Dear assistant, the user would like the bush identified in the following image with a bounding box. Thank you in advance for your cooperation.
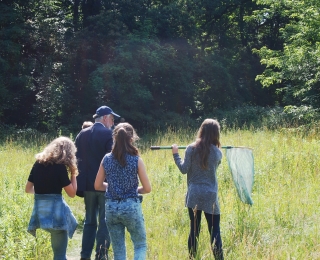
[203,105,320,130]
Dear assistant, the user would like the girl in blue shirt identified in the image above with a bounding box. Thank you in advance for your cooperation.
[95,123,151,260]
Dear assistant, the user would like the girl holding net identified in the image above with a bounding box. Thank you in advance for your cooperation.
[172,118,224,260]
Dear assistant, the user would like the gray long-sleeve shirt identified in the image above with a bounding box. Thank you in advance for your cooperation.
[173,143,222,214]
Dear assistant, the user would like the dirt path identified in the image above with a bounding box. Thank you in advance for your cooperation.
[66,198,96,259]
[67,228,108,259]
[67,228,83,259]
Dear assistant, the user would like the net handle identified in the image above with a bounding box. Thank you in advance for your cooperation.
[150,146,253,150]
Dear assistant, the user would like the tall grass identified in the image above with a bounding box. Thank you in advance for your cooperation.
[0,138,52,259]
[0,126,319,259]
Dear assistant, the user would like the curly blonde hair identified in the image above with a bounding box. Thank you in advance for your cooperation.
[35,136,79,176]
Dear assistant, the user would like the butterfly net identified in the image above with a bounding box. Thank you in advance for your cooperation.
[225,148,254,205]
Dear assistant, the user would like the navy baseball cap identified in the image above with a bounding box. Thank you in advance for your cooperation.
[93,106,120,119]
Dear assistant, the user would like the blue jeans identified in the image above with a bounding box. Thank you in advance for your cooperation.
[81,191,110,259]
[105,198,147,260]
[48,229,68,260]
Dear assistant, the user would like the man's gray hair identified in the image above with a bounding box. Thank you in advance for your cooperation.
[95,116,103,122]
[95,114,112,122]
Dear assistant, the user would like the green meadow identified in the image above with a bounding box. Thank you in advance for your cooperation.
[0,127,320,259]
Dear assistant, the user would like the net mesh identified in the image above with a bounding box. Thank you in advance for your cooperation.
[226,148,254,205]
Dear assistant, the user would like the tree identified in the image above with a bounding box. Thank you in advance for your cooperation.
[0,0,76,130]
[0,0,295,131]
[88,33,196,128]
[255,0,320,108]
[0,1,36,124]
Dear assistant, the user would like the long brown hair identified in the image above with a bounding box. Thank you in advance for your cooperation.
[112,123,139,167]
[194,119,221,169]
[35,136,79,176]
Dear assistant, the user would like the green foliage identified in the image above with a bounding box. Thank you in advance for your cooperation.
[255,0,320,107]
[203,105,320,130]
[194,54,237,112]
[283,105,320,124]
[0,1,35,124]
[3,105,320,140]
[1,0,320,132]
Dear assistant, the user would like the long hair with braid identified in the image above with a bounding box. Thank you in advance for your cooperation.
[35,136,78,176]
[194,119,221,170]
[112,123,139,167]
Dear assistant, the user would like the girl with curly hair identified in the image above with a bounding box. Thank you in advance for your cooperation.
[25,136,78,260]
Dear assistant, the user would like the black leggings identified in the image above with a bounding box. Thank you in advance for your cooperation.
[187,208,223,259]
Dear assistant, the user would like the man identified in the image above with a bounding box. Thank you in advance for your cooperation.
[75,106,120,260]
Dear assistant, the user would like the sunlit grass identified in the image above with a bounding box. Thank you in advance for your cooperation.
[0,127,320,259]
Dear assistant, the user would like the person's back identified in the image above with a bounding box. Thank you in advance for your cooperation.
[104,153,139,199]
[29,162,70,194]
[172,119,224,260]
[25,137,78,260]
[76,123,113,193]
[179,143,222,215]
[89,124,113,171]
[94,123,151,260]
[185,143,222,186]
[75,126,91,193]
[75,105,120,260]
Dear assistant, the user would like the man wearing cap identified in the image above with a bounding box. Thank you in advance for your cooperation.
[75,106,120,260]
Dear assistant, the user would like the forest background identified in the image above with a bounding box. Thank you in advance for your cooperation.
[1,0,320,134]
